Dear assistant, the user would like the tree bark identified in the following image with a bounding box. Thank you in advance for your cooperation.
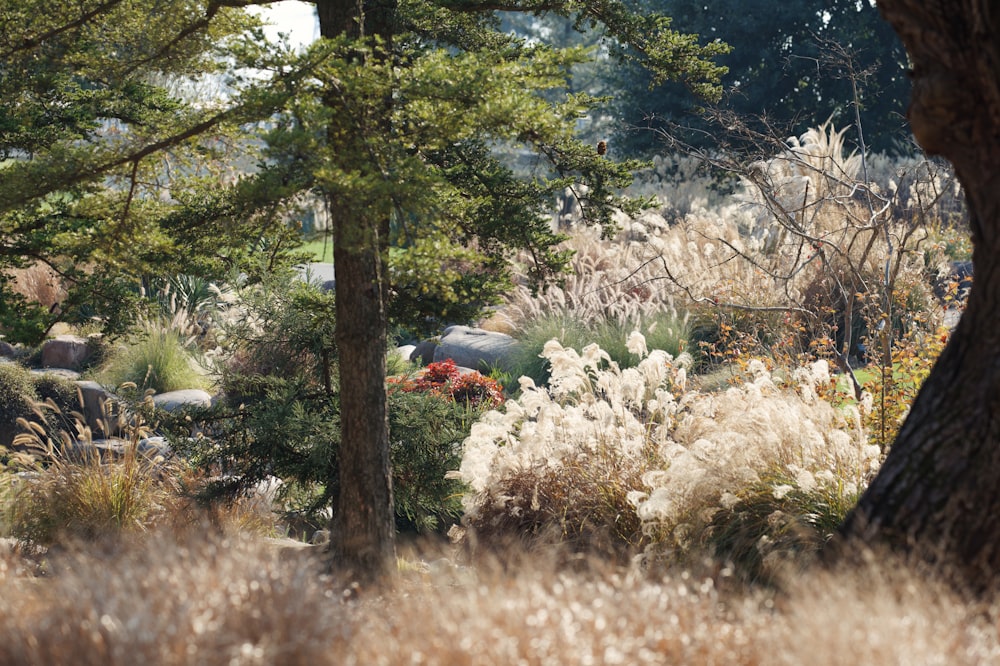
[316,0,397,582]
[840,0,1000,589]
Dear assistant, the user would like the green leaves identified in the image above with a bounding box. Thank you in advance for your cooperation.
[0,0,732,342]
[0,1,303,341]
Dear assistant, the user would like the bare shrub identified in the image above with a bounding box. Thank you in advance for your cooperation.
[609,123,958,381]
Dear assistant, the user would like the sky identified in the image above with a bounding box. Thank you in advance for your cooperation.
[250,1,320,50]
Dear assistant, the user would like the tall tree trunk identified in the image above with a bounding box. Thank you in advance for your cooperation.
[316,0,398,582]
[329,202,395,581]
[840,0,1000,588]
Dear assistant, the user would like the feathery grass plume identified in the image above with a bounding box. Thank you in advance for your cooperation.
[626,152,733,218]
[502,230,695,332]
[2,395,187,549]
[456,334,870,573]
[631,359,874,573]
[455,336,686,558]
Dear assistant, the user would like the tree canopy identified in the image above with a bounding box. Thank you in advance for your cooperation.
[608,0,911,156]
[0,0,316,343]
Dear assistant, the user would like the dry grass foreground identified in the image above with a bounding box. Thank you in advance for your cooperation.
[0,531,997,665]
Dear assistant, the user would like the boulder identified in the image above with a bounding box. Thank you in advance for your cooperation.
[74,380,116,438]
[58,437,173,464]
[0,341,16,358]
[433,325,518,373]
[410,337,439,365]
[151,389,213,413]
[58,438,127,463]
[41,335,94,370]
[394,344,417,363]
[296,262,335,291]
[31,367,81,382]
[138,436,172,459]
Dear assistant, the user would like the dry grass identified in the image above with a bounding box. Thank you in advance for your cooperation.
[0,530,344,666]
[6,263,67,310]
[0,132,978,663]
[503,125,951,368]
[0,533,995,665]
[501,230,690,332]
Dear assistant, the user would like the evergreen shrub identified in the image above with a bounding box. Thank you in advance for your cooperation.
[172,277,480,535]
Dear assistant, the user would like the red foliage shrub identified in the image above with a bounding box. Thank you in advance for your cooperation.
[389,358,504,410]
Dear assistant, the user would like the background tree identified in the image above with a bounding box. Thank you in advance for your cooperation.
[838,0,1000,592]
[0,0,309,344]
[609,0,911,157]
[288,0,727,580]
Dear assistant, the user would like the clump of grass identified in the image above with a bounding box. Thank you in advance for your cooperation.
[456,336,689,561]
[2,394,287,549]
[2,399,186,549]
[701,468,861,585]
[508,310,693,387]
[96,327,207,394]
[4,445,172,548]
[503,230,690,333]
[456,335,874,577]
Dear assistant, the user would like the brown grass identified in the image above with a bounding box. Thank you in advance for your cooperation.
[6,263,67,310]
[0,533,996,665]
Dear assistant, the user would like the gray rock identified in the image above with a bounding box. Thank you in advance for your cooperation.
[0,341,16,358]
[31,367,81,381]
[58,437,173,463]
[433,325,518,373]
[74,380,116,438]
[394,345,416,363]
[41,335,94,370]
[410,337,439,366]
[138,436,172,459]
[151,389,213,412]
[296,262,335,291]
[59,438,126,462]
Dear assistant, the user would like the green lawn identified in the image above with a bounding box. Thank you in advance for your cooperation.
[300,237,334,263]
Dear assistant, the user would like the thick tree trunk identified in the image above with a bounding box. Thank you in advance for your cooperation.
[329,206,395,581]
[840,1,1000,588]
[316,0,397,582]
